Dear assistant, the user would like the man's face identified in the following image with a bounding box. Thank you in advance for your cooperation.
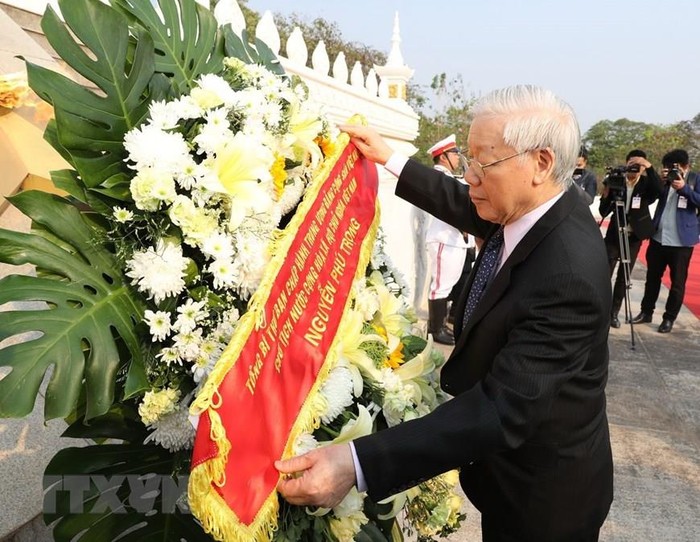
[465,116,538,225]
[576,156,587,169]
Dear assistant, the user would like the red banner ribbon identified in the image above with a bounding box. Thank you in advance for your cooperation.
[189,139,380,541]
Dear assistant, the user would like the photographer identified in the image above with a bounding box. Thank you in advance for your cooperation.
[573,145,598,204]
[599,150,662,328]
[632,149,700,333]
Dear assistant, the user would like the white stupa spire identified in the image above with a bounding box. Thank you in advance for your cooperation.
[374,12,413,101]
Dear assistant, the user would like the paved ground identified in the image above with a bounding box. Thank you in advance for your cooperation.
[1,199,698,540]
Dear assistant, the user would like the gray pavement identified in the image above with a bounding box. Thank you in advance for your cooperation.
[1,196,698,541]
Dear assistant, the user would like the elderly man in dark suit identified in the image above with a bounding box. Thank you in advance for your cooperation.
[276,85,613,542]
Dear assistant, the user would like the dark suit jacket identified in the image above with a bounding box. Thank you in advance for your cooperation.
[598,168,663,242]
[652,170,700,246]
[355,159,613,541]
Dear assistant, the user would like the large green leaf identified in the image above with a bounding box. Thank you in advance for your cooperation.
[44,444,209,542]
[0,191,147,421]
[27,0,154,192]
[112,0,225,94]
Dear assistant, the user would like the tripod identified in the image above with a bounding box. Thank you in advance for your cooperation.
[612,198,636,349]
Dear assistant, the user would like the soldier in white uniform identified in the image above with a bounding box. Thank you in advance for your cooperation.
[425,134,468,345]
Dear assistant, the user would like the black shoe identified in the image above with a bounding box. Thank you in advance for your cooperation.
[432,327,455,345]
[658,319,674,333]
[610,315,621,328]
[631,312,652,324]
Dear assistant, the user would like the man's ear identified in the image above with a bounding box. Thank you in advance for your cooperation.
[533,147,556,185]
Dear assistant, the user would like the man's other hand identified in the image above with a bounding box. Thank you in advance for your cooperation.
[275,443,356,508]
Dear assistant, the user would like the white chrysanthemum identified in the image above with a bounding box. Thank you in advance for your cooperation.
[213,307,240,341]
[169,94,203,120]
[191,73,238,109]
[138,388,179,425]
[330,488,369,542]
[208,257,237,290]
[168,195,219,246]
[147,99,181,130]
[379,368,416,427]
[157,346,182,366]
[113,207,133,223]
[230,231,270,294]
[130,167,177,211]
[124,124,191,174]
[175,159,205,191]
[333,487,366,518]
[173,328,203,362]
[173,298,207,333]
[319,365,355,424]
[276,177,305,216]
[143,309,172,342]
[353,280,380,322]
[293,433,319,456]
[144,405,195,452]
[126,239,188,304]
[200,231,235,261]
[193,121,235,156]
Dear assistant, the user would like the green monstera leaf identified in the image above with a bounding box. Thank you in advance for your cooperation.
[112,0,226,94]
[27,0,155,197]
[0,191,147,421]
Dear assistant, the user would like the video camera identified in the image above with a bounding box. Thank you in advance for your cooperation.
[664,163,682,184]
[603,164,640,196]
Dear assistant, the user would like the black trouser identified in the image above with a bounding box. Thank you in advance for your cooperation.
[605,234,642,316]
[481,515,599,542]
[640,239,694,321]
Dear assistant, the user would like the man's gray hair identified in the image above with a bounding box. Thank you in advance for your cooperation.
[471,85,580,188]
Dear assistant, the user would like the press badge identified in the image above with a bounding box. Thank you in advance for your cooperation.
[678,196,688,209]
[631,196,641,209]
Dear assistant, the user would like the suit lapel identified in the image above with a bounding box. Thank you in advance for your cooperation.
[451,187,579,356]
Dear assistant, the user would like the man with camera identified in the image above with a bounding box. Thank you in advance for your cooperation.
[599,150,662,328]
[573,146,598,205]
[632,149,700,333]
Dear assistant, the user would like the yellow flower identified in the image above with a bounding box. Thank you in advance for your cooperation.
[270,154,287,198]
[314,135,335,158]
[385,342,405,369]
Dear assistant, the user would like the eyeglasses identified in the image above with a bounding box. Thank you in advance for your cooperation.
[462,149,531,179]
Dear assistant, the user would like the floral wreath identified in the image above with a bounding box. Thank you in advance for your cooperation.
[0,1,464,540]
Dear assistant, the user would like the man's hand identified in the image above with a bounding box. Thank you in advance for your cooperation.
[339,124,394,165]
[275,444,356,508]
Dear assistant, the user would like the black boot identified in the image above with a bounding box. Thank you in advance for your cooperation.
[429,299,454,345]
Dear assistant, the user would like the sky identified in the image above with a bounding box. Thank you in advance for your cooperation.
[246,0,699,133]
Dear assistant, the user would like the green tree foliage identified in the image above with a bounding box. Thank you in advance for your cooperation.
[584,116,700,179]
[408,73,474,168]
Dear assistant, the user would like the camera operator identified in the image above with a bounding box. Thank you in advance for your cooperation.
[632,149,700,333]
[572,145,598,205]
[599,150,662,328]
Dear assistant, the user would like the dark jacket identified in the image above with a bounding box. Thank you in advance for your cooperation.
[598,168,663,242]
[355,160,613,541]
[573,168,598,204]
[652,170,700,246]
